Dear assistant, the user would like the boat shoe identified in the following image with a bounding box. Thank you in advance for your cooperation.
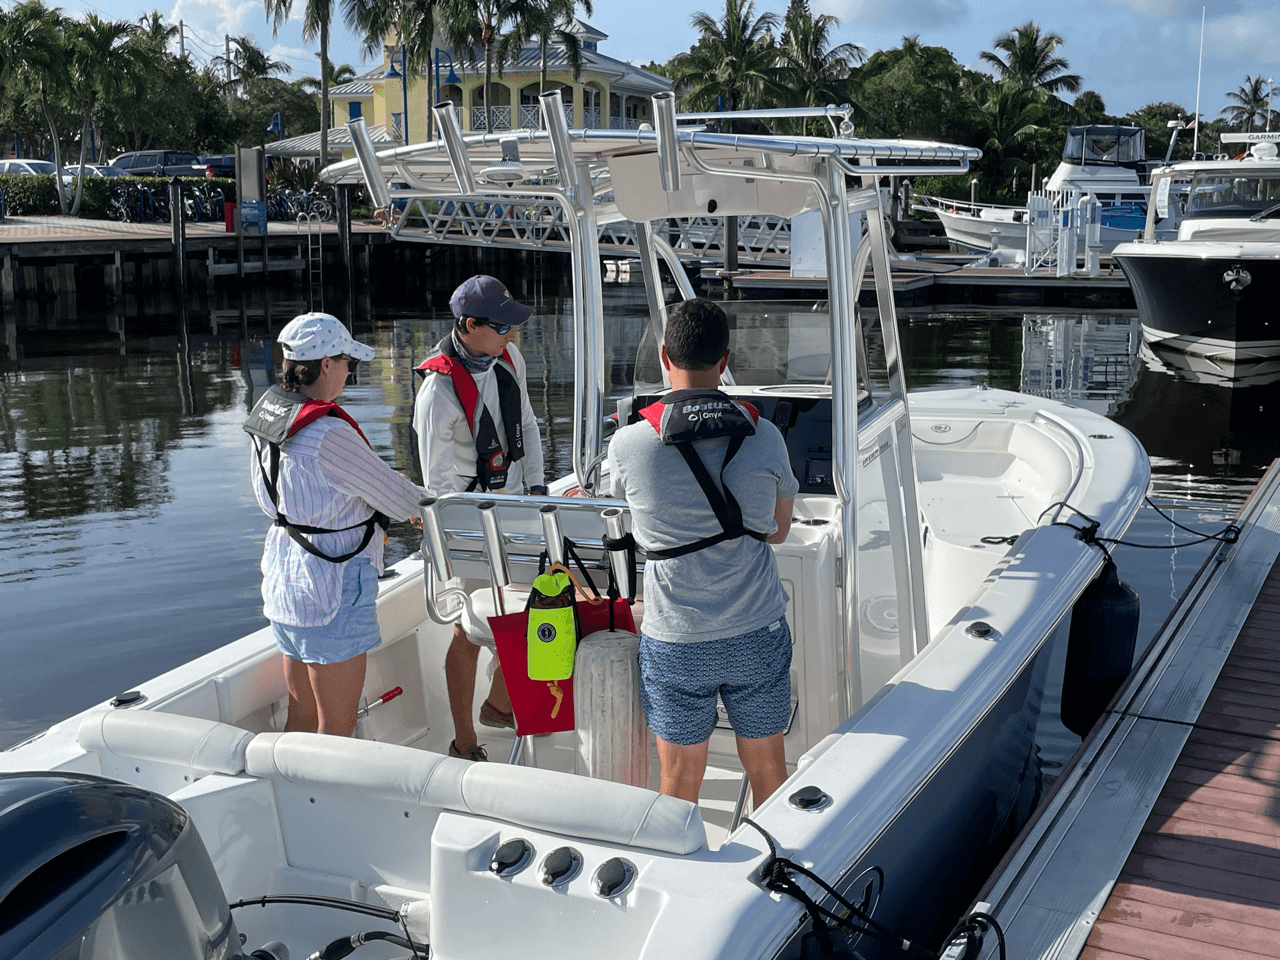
[448,740,488,761]
[479,700,516,729]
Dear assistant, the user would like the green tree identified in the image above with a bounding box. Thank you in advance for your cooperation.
[341,0,446,138]
[214,35,292,98]
[439,0,525,131]
[970,81,1046,201]
[775,0,864,134]
[850,37,981,143]
[10,2,73,213]
[1220,74,1273,131]
[66,14,142,214]
[979,21,1081,98]
[496,0,595,99]
[673,0,781,118]
[1071,90,1107,125]
[264,0,336,167]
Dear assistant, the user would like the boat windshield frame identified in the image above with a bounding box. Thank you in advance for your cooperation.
[1182,169,1280,220]
[1060,125,1146,170]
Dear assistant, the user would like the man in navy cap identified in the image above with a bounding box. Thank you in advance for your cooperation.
[414,276,546,760]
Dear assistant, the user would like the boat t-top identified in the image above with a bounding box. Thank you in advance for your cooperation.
[0,94,1149,960]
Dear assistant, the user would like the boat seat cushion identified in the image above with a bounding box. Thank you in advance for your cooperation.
[245,732,706,855]
[78,711,255,776]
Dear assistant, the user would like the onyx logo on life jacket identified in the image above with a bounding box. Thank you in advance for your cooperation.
[416,336,525,492]
[637,389,770,561]
[244,385,388,564]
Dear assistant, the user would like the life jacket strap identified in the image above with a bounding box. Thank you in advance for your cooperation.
[643,433,770,561]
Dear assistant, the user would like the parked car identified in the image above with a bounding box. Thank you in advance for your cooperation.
[200,155,236,178]
[111,150,210,178]
[0,159,58,176]
[60,163,129,184]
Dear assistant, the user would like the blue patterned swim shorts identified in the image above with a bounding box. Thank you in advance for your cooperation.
[271,560,382,665]
[638,619,793,745]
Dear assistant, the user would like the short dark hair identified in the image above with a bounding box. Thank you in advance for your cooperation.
[281,355,341,391]
[664,298,729,370]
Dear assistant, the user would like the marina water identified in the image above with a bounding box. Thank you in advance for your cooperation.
[0,280,1264,753]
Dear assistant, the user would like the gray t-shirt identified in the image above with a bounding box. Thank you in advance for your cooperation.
[608,407,800,643]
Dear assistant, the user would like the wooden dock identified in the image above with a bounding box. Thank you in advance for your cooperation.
[970,462,1280,960]
[707,259,1134,308]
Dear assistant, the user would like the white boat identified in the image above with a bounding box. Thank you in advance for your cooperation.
[1112,135,1280,361]
[916,125,1158,255]
[0,97,1150,960]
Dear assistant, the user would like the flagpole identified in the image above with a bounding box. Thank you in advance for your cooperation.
[1193,5,1205,156]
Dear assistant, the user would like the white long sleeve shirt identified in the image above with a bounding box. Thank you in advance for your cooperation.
[413,342,545,496]
[251,416,425,627]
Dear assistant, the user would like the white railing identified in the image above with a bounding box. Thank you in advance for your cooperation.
[390,197,791,265]
[471,106,512,131]
[515,103,574,129]
[609,116,642,130]
[584,109,600,129]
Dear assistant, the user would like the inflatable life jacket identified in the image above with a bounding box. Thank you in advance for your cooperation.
[638,389,770,560]
[244,384,389,564]
[416,337,524,492]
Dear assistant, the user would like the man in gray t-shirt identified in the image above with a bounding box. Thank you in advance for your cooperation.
[608,299,799,805]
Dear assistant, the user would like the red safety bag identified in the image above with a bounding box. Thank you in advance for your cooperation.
[489,548,636,736]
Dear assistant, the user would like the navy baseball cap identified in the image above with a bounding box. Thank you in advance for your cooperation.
[449,276,534,327]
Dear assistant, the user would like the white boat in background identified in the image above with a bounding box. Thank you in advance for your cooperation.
[916,125,1161,255]
[0,97,1150,960]
[1113,134,1280,361]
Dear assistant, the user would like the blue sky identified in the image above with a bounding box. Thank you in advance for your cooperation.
[55,0,1279,120]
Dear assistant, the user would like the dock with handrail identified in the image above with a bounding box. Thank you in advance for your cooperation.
[967,462,1280,960]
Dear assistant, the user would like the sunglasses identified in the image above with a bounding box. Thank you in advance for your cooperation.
[473,317,514,336]
[333,355,359,372]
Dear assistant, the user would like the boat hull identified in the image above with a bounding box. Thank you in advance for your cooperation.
[1114,245,1280,357]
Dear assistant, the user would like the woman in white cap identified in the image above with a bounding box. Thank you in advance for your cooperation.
[244,312,426,736]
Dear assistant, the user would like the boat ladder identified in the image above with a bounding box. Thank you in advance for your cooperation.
[303,213,324,310]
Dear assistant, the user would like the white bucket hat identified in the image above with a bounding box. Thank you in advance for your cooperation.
[277,312,376,362]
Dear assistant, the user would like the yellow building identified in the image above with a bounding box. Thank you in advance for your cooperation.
[329,19,672,144]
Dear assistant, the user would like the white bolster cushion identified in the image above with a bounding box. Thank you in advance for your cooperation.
[245,733,466,809]
[460,763,706,855]
[244,732,706,855]
[78,711,254,776]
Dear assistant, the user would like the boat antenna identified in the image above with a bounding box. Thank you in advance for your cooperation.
[1193,5,1205,156]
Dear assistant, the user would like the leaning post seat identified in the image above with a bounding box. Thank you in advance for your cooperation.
[422,493,650,787]
[244,732,706,855]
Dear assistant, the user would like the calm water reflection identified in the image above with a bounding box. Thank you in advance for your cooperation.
[1,293,1272,747]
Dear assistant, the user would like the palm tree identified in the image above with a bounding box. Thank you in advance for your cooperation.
[979,21,1080,98]
[495,0,594,102]
[972,81,1046,200]
[214,35,291,98]
[66,14,141,215]
[263,0,335,166]
[674,0,781,120]
[439,0,524,131]
[775,0,864,134]
[342,0,446,137]
[6,2,72,213]
[1220,75,1273,131]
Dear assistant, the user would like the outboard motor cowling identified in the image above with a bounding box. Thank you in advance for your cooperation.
[0,772,242,960]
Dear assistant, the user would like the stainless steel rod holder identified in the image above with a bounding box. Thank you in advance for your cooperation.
[419,497,452,582]
[539,504,565,567]
[540,90,581,200]
[433,102,477,194]
[346,117,391,207]
[478,501,510,614]
[601,507,632,601]
[652,92,681,193]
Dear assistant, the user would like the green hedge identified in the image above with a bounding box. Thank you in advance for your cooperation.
[0,173,236,219]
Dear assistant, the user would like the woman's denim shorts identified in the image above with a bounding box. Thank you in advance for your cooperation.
[271,560,382,665]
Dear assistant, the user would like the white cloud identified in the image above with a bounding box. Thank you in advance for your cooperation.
[1205,9,1280,64]
[168,0,259,43]
[818,0,969,29]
